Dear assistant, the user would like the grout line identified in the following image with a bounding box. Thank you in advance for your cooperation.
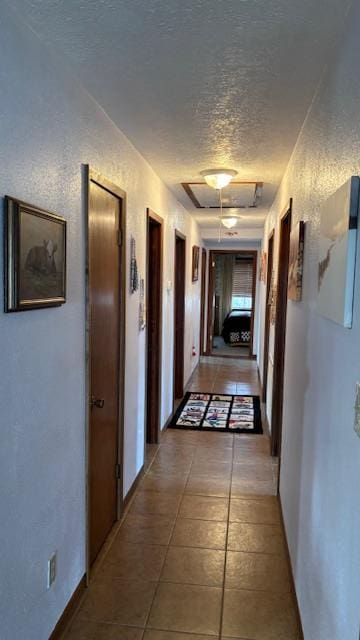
[218,428,235,639]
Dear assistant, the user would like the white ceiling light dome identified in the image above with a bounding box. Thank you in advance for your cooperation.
[221,215,240,229]
[200,168,238,190]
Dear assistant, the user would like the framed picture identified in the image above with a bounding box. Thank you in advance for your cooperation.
[259,251,267,282]
[5,196,66,312]
[317,176,359,328]
[288,221,305,301]
[192,245,200,282]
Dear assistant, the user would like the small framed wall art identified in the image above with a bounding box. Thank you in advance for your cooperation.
[4,196,66,312]
[192,245,200,282]
[288,221,305,301]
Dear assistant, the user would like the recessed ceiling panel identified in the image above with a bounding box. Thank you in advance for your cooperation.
[182,182,262,209]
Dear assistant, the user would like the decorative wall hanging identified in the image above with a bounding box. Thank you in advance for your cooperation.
[4,196,66,312]
[130,235,139,293]
[192,245,200,282]
[259,251,267,282]
[268,271,277,325]
[139,277,146,331]
[317,176,359,328]
[288,221,305,301]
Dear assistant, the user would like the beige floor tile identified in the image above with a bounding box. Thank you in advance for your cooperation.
[232,463,274,483]
[144,631,216,640]
[161,546,225,587]
[170,518,227,550]
[130,491,182,517]
[117,513,176,546]
[185,475,231,498]
[225,550,292,592]
[190,461,232,479]
[231,479,277,498]
[227,522,286,555]
[77,578,157,626]
[222,589,301,639]
[101,542,166,581]
[179,495,228,522]
[139,473,188,494]
[65,619,144,639]
[193,448,233,463]
[148,582,222,635]
[229,498,281,525]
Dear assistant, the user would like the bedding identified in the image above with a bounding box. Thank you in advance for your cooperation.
[221,309,251,345]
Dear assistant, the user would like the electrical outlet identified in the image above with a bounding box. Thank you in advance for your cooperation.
[47,552,57,589]
[354,383,360,438]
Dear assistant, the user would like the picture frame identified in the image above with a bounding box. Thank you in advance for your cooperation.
[4,196,66,312]
[192,245,200,282]
[288,221,305,301]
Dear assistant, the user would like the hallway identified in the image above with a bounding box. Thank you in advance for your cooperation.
[65,360,300,640]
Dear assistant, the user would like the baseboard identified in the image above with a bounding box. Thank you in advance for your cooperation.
[278,497,305,640]
[123,463,145,511]
[49,574,86,639]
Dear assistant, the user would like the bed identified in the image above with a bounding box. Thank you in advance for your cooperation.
[221,310,252,345]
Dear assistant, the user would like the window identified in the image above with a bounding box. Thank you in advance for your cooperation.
[232,258,253,309]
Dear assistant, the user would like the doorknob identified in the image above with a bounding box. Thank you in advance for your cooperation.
[91,396,105,409]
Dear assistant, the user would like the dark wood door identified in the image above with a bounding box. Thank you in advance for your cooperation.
[146,211,163,444]
[174,233,186,400]
[88,178,122,566]
[199,248,207,355]
[271,202,292,457]
[262,233,274,401]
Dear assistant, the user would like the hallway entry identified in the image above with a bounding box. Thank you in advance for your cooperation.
[174,231,186,400]
[207,250,257,358]
[86,168,126,568]
[146,209,163,444]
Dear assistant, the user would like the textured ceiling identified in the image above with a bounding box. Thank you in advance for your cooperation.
[9,0,350,227]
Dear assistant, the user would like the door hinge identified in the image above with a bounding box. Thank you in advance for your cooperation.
[115,463,122,480]
[117,229,123,246]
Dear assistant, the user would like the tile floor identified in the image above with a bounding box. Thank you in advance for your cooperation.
[64,358,302,640]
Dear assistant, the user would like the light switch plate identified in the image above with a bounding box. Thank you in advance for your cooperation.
[354,383,360,438]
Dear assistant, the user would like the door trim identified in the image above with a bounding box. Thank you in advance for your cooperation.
[271,199,292,461]
[145,208,163,445]
[83,165,126,579]
[262,230,275,402]
[173,230,186,404]
[199,248,207,356]
[206,249,258,357]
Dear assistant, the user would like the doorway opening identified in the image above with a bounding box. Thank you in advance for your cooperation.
[146,209,163,444]
[85,167,126,571]
[199,248,207,356]
[207,250,257,358]
[174,231,186,401]
[262,232,274,402]
[271,200,292,459]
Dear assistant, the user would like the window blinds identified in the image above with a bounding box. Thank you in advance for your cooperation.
[232,259,253,299]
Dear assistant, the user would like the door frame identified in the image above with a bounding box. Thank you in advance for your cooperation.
[83,165,126,578]
[206,249,258,357]
[173,230,186,403]
[145,208,163,445]
[262,230,275,402]
[199,248,207,355]
[271,199,292,459]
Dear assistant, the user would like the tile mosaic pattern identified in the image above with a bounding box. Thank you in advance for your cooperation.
[171,392,262,434]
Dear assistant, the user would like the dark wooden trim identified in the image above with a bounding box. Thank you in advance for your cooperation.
[181,181,264,209]
[173,230,186,402]
[199,248,207,355]
[145,208,163,445]
[206,249,258,357]
[83,165,126,576]
[278,497,305,640]
[271,200,292,460]
[49,575,86,639]
[123,464,145,511]
[262,230,275,402]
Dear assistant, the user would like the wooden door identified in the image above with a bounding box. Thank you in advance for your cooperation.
[146,210,163,444]
[199,248,207,355]
[87,171,125,567]
[271,201,292,457]
[262,233,274,401]
[174,232,186,400]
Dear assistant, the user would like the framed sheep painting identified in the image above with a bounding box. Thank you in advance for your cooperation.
[4,196,66,311]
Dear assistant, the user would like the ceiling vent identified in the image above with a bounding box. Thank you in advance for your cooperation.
[182,181,263,209]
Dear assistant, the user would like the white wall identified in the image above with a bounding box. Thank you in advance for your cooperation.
[258,3,360,638]
[0,5,201,639]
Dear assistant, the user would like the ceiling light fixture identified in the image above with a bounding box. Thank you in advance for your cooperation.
[221,216,239,229]
[200,168,238,190]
